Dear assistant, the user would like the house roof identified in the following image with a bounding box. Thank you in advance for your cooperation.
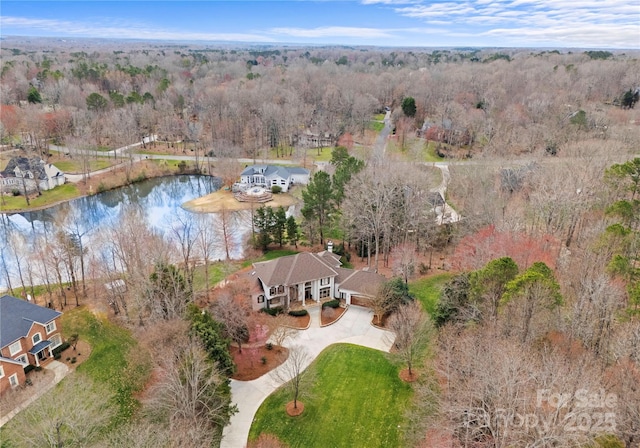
[253,252,340,287]
[0,295,61,349]
[0,356,25,366]
[2,157,48,180]
[29,340,53,354]
[337,269,385,297]
[241,165,309,180]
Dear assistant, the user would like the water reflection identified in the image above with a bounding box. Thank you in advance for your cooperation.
[0,175,249,291]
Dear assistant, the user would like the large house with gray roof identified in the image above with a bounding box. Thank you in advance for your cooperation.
[239,165,309,193]
[0,295,63,393]
[249,245,385,310]
[0,157,65,195]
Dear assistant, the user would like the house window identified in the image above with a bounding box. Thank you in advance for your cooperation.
[32,333,42,345]
[281,180,286,185]
[8,340,22,356]
[49,334,62,349]
[0,365,4,378]
[45,321,56,334]
[319,288,331,298]
[269,287,276,295]
[320,277,330,286]
[277,285,285,294]
[16,355,28,365]
[257,295,265,304]
[9,374,19,388]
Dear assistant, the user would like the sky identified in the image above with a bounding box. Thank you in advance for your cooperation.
[1,1,639,49]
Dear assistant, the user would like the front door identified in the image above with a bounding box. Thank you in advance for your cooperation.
[305,282,312,300]
[37,350,46,362]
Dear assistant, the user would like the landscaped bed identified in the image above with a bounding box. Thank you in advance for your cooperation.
[320,305,345,326]
[249,343,412,448]
[231,345,289,381]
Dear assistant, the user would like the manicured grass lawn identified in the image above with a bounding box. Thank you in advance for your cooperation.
[53,158,113,173]
[1,183,79,211]
[373,113,385,121]
[193,260,242,291]
[422,141,446,163]
[409,273,453,317]
[249,344,413,448]
[60,307,151,424]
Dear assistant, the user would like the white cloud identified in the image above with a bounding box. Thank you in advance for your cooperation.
[0,16,275,42]
[392,0,640,47]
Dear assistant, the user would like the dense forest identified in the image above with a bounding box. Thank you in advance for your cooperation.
[1,39,640,447]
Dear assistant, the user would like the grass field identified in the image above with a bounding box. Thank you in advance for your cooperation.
[1,183,80,212]
[249,344,412,448]
[409,273,453,317]
[60,307,151,425]
[241,249,299,268]
[52,159,113,173]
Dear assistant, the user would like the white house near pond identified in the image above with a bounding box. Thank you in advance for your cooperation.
[249,245,385,311]
[239,165,309,192]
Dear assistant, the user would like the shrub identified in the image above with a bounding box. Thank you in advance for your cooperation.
[66,357,71,361]
[177,160,187,173]
[132,172,148,183]
[96,182,107,193]
[322,299,340,309]
[271,185,282,194]
[260,306,284,316]
[12,189,20,196]
[261,356,267,365]
[266,342,273,351]
[23,364,36,374]
[25,378,33,386]
[54,353,62,360]
[52,341,70,356]
[288,309,308,317]
[35,366,42,372]
[71,357,77,364]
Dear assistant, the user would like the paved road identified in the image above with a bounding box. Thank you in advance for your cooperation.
[220,305,395,448]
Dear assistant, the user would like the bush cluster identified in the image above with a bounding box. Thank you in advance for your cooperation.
[322,299,340,309]
[288,309,308,317]
[260,306,284,316]
[52,341,70,356]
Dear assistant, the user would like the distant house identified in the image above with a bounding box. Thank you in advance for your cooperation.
[249,244,385,310]
[239,165,309,192]
[0,295,63,394]
[0,157,65,194]
[295,129,334,148]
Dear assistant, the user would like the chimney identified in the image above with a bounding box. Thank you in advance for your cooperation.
[327,240,333,253]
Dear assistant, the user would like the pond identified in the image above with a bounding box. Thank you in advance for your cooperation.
[0,175,250,291]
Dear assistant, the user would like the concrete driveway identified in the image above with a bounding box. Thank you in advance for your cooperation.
[220,305,395,448]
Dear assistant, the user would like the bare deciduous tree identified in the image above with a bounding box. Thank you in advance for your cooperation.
[271,345,312,410]
[387,301,432,377]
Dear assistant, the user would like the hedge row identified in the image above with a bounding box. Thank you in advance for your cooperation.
[288,309,308,317]
[52,341,70,356]
[322,299,340,309]
[260,306,284,316]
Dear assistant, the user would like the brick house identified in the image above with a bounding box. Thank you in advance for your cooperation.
[0,295,63,394]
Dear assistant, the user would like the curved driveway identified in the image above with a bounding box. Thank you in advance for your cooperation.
[220,305,395,448]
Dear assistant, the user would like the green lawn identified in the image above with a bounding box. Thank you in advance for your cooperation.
[409,273,453,317]
[60,307,151,424]
[192,260,243,291]
[249,344,413,448]
[369,120,385,132]
[1,183,80,212]
[53,158,113,173]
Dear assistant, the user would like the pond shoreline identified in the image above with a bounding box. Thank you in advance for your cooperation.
[1,170,215,215]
